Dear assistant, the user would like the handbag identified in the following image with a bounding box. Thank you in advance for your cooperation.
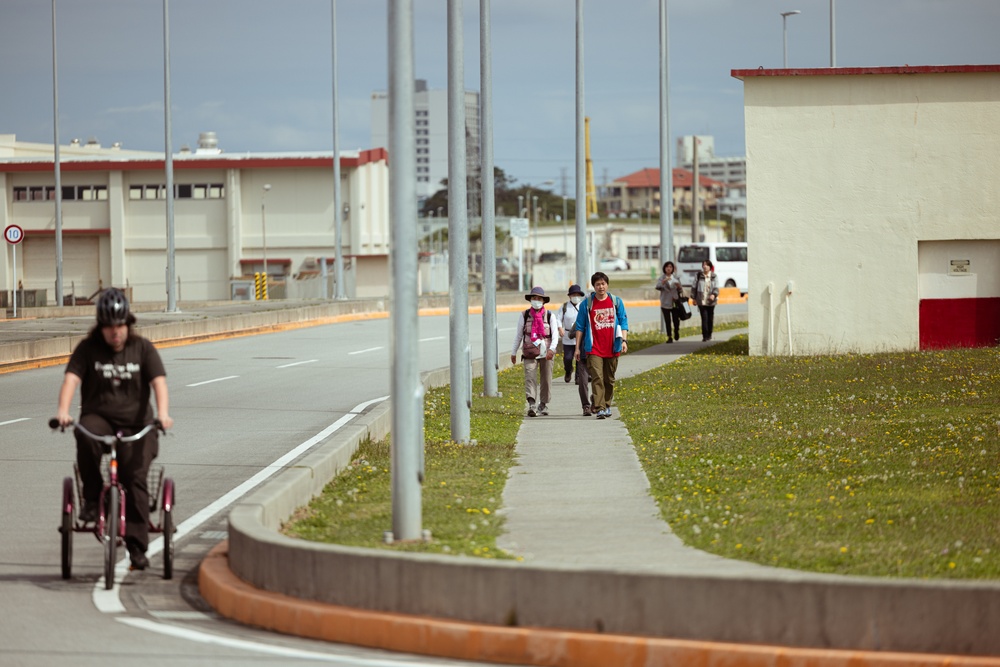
[674,297,692,321]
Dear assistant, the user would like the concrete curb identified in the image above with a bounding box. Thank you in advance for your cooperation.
[200,543,999,667]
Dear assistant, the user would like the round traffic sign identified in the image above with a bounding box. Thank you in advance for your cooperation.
[4,224,24,245]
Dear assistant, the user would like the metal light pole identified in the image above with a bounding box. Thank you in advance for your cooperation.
[261,184,271,298]
[447,0,471,444]
[331,0,346,299]
[574,0,588,288]
[829,0,836,67]
[781,10,801,68]
[51,0,64,306]
[480,0,499,397]
[659,0,674,267]
[163,0,177,312]
[388,0,423,542]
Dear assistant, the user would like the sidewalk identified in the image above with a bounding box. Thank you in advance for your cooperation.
[498,328,771,575]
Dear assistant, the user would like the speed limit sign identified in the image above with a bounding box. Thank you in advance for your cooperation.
[4,224,23,245]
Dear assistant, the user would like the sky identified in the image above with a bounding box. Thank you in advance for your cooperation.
[2,0,998,193]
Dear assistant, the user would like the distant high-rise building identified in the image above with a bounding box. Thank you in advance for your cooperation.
[676,135,746,185]
[371,79,481,205]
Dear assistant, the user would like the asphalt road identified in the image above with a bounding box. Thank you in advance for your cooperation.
[0,303,738,666]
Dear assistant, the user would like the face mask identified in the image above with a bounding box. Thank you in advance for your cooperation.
[570,296,583,306]
[530,300,544,310]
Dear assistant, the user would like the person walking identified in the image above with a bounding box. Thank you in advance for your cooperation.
[558,284,592,416]
[573,272,629,420]
[694,259,720,342]
[511,286,559,417]
[55,288,173,571]
[655,261,683,343]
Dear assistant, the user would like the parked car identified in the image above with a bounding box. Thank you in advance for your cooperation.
[599,257,630,272]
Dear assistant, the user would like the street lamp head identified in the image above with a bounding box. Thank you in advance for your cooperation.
[781,10,801,17]
[263,183,272,192]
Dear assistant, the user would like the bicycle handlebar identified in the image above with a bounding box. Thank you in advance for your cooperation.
[49,418,164,444]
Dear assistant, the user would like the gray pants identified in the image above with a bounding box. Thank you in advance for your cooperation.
[523,357,553,407]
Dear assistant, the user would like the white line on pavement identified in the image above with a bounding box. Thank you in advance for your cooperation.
[348,346,383,355]
[94,395,391,614]
[418,336,445,342]
[0,417,30,426]
[186,375,239,387]
[277,359,319,368]
[118,616,447,665]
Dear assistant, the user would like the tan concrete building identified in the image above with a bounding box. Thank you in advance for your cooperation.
[735,65,1000,355]
[0,134,389,304]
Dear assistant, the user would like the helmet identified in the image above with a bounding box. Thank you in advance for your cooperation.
[96,288,131,326]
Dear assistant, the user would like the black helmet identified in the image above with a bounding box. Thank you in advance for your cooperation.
[96,288,131,326]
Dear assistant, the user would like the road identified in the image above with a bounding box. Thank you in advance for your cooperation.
[0,304,733,666]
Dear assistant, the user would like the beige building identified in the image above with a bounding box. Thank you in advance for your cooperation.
[0,134,390,304]
[735,65,1000,355]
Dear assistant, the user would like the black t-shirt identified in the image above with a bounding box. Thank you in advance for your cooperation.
[65,333,166,426]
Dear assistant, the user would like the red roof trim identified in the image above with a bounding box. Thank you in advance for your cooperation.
[732,64,1000,80]
[0,148,389,174]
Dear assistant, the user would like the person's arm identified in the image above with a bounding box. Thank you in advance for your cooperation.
[511,312,525,364]
[573,300,587,359]
[56,372,81,426]
[546,311,558,360]
[151,375,173,430]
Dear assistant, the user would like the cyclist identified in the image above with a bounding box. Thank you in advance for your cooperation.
[56,288,173,570]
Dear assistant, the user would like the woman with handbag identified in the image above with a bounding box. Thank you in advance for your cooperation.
[655,261,683,343]
[694,260,720,342]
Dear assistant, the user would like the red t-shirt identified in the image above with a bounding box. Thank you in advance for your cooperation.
[589,296,617,358]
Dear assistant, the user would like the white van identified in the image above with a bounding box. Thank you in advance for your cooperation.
[676,242,748,295]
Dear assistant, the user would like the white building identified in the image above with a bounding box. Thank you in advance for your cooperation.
[736,64,1000,355]
[0,133,390,304]
[676,135,747,185]
[371,79,480,204]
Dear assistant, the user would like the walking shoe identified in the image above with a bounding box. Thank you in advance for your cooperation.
[603,407,613,418]
[128,547,149,571]
[666,338,673,344]
[527,407,536,417]
[596,409,607,420]
[582,406,591,416]
[564,374,572,383]
[79,500,99,524]
[538,403,549,416]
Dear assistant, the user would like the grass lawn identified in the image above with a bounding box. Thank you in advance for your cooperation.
[284,327,999,579]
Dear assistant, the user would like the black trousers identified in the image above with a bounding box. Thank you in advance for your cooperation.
[563,345,591,407]
[698,305,716,340]
[76,413,159,553]
[661,307,681,339]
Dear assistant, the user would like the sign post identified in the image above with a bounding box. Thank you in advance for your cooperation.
[4,225,24,318]
[509,217,529,291]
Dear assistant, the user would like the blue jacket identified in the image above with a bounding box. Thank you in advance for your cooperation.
[574,292,629,356]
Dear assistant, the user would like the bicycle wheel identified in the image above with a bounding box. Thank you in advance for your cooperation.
[104,488,119,590]
[162,508,173,580]
[60,477,74,580]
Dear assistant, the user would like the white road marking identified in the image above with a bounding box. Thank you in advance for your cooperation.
[150,610,216,621]
[119,616,453,664]
[0,417,30,426]
[348,346,383,356]
[94,396,390,614]
[277,359,319,369]
[186,375,239,387]
[418,336,445,342]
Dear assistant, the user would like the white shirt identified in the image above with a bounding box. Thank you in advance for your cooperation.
[511,307,559,357]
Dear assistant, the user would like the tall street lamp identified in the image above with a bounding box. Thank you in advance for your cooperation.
[781,10,801,68]
[261,183,271,298]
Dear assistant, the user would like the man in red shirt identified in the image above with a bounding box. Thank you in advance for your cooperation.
[572,272,629,420]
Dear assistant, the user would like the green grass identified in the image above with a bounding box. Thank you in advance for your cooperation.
[617,336,1000,579]
[284,328,1000,580]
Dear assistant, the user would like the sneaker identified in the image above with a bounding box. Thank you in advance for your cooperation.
[596,409,607,420]
[603,408,613,419]
[666,338,673,344]
[79,500,98,524]
[527,406,536,417]
[582,406,591,416]
[564,375,572,383]
[128,547,149,571]
[538,403,549,416]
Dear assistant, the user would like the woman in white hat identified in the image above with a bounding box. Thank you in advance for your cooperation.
[511,286,559,417]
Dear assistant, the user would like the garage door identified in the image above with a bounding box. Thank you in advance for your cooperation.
[22,235,102,303]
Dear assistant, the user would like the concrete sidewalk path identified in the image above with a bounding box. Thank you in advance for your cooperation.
[498,328,772,574]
